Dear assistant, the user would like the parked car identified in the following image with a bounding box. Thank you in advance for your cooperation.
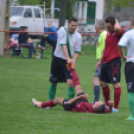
[120,21,131,31]
[10,6,44,37]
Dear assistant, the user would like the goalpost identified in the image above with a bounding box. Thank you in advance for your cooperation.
[0,0,10,57]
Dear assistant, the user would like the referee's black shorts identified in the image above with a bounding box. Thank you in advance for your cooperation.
[125,62,134,92]
[100,58,121,83]
[50,56,72,83]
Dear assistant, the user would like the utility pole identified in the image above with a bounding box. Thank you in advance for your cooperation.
[0,0,10,56]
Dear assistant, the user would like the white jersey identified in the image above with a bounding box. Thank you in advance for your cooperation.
[118,29,134,63]
[54,26,82,59]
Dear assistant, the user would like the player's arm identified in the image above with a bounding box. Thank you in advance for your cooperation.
[62,45,75,64]
[49,26,57,32]
[59,27,74,64]
[96,52,104,69]
[118,33,130,62]
[118,47,128,62]
[114,19,121,34]
[73,34,82,64]
[107,101,114,113]
[73,52,79,63]
[67,94,89,105]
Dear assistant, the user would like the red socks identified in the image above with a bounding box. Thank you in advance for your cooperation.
[102,85,121,109]
[114,87,121,109]
[102,85,110,106]
[41,100,55,108]
[70,69,80,86]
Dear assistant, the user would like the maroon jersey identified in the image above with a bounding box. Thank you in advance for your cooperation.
[72,102,94,113]
[72,102,110,114]
[103,29,125,64]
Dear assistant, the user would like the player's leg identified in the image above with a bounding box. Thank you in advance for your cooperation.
[100,64,110,106]
[70,69,83,95]
[32,97,64,108]
[49,83,57,100]
[108,58,122,112]
[49,57,61,100]
[93,68,101,102]
[112,82,121,112]
[125,63,134,120]
[64,67,75,99]
[66,79,75,100]
[66,68,87,99]
[40,36,46,47]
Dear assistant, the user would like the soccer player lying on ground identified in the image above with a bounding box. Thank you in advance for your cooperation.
[32,68,114,114]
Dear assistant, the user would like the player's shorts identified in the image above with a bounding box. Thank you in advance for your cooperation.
[100,58,121,83]
[125,62,134,92]
[50,56,72,83]
[63,92,88,111]
[94,68,101,78]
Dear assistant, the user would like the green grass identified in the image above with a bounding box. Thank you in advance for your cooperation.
[0,45,134,134]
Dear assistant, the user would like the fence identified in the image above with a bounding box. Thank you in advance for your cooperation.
[0,18,130,58]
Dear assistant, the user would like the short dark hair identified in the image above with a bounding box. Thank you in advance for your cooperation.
[20,26,28,31]
[68,17,78,23]
[105,17,115,26]
[94,104,105,114]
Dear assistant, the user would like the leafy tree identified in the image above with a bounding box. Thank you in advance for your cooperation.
[18,0,50,7]
[58,0,68,27]
[109,0,134,8]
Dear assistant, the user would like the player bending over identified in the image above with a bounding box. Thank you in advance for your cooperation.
[32,68,114,114]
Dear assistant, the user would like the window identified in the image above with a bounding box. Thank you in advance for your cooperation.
[74,1,87,24]
[87,2,96,24]
[24,8,32,18]
[33,8,41,18]
[10,7,24,17]
[114,6,121,12]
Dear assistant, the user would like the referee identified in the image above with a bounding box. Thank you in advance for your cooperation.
[93,19,107,103]
[49,17,82,100]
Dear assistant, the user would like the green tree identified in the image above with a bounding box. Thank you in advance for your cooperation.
[110,0,134,7]
[66,0,73,19]
[18,0,42,5]
[18,0,51,7]
[59,0,68,27]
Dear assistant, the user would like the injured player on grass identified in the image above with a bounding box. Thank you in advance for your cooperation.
[32,68,114,114]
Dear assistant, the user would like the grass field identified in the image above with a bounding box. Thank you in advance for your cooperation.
[0,45,134,134]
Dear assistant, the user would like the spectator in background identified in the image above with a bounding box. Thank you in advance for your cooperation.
[93,20,107,103]
[19,26,40,59]
[38,21,57,54]
[8,34,19,49]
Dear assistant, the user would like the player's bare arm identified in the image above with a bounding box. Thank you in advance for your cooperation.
[96,52,104,69]
[114,19,121,34]
[107,101,114,113]
[72,52,79,65]
[62,45,75,64]
[67,94,89,105]
[119,47,130,62]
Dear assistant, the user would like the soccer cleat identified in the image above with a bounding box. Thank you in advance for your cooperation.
[32,98,42,108]
[35,55,41,59]
[126,116,134,121]
[112,108,119,112]
[38,45,45,51]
